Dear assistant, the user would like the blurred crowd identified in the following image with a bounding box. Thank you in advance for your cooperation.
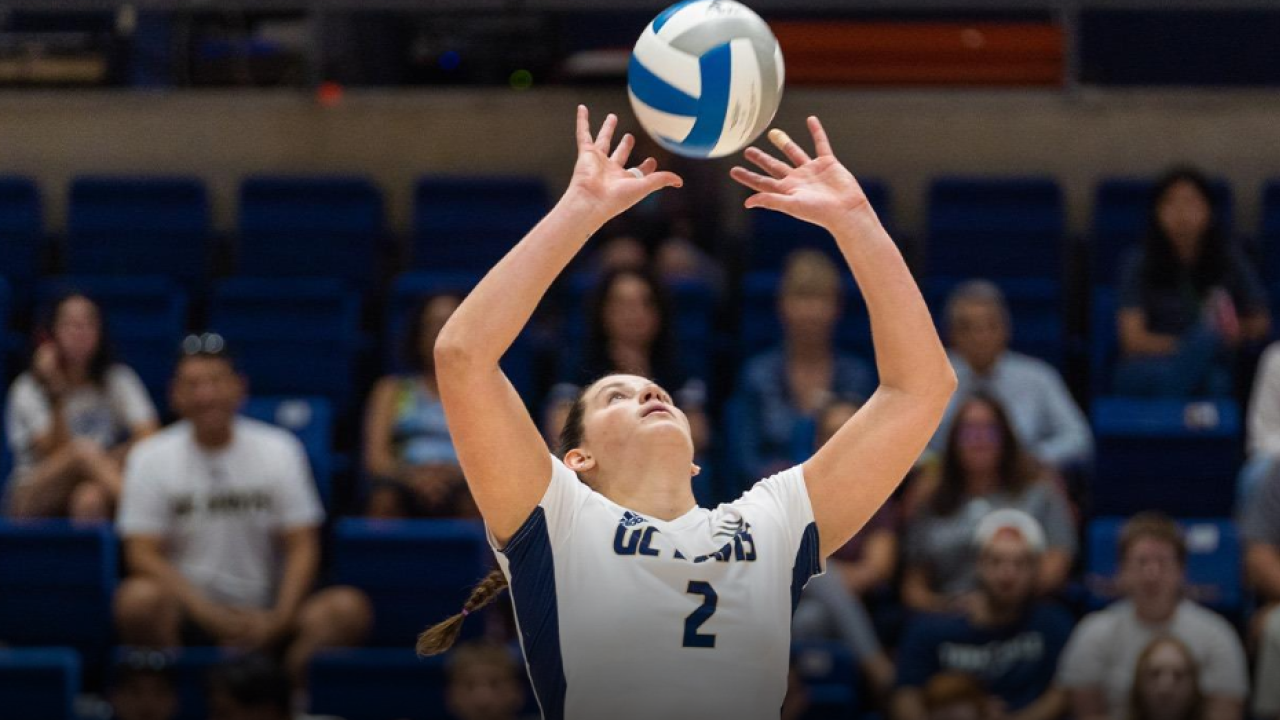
[7,164,1280,720]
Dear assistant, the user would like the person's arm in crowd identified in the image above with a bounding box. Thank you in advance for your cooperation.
[1205,695,1245,720]
[1246,543,1280,602]
[890,687,927,720]
[268,526,321,637]
[1038,549,1072,596]
[1243,312,1271,343]
[122,536,239,638]
[1067,687,1110,720]
[1117,309,1178,357]
[362,376,402,479]
[1011,686,1067,720]
[837,528,896,595]
[1248,345,1280,457]
[901,564,948,614]
[1032,369,1093,466]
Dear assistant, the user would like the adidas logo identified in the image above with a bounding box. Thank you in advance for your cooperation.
[619,511,646,527]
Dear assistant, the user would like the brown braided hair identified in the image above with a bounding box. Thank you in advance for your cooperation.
[416,568,510,656]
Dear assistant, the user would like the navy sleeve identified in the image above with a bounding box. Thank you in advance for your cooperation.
[1042,604,1076,666]
[1228,247,1268,316]
[895,616,942,690]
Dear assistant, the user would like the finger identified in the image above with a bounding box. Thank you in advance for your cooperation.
[808,116,834,157]
[644,170,684,192]
[594,113,618,151]
[729,166,784,194]
[637,157,658,176]
[744,146,792,179]
[744,192,798,214]
[769,128,812,166]
[610,133,635,166]
[576,105,592,148]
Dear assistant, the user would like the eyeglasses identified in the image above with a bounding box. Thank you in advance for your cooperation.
[181,332,226,356]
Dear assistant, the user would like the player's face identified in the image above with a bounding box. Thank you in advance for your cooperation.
[780,289,839,343]
[446,664,525,720]
[579,374,693,462]
[603,275,660,348]
[1135,641,1197,719]
[949,300,1008,369]
[977,534,1037,609]
[171,357,244,432]
[955,402,1002,478]
[1158,180,1212,258]
[53,296,102,367]
[1120,537,1184,611]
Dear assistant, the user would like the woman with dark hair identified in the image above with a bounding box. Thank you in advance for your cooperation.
[413,107,955,720]
[902,394,1076,613]
[1114,166,1269,397]
[4,292,158,520]
[364,294,476,518]
[1129,636,1205,720]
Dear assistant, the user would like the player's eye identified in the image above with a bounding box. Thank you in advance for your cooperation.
[608,391,625,403]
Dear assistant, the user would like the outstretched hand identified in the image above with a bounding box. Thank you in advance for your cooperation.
[730,116,874,230]
[567,105,683,222]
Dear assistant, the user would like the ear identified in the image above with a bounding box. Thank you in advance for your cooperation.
[564,448,596,473]
[691,464,701,477]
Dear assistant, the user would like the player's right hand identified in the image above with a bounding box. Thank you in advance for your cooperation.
[565,105,683,223]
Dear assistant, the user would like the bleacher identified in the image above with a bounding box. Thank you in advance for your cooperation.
[1,169,1276,718]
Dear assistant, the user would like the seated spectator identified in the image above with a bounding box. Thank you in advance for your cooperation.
[114,335,372,686]
[1242,461,1280,719]
[793,397,896,694]
[736,250,873,479]
[446,642,528,720]
[4,292,159,520]
[1129,636,1204,720]
[1113,166,1268,398]
[903,395,1076,613]
[206,654,295,720]
[546,267,708,449]
[893,510,1072,720]
[110,648,179,720]
[1241,341,1280,505]
[365,295,476,519]
[1058,512,1247,720]
[922,673,997,720]
[931,280,1091,472]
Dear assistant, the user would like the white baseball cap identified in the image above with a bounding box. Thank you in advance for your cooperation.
[973,508,1046,554]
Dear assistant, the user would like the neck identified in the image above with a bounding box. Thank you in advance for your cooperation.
[967,353,1000,376]
[786,337,831,361]
[596,451,697,521]
[1135,596,1179,625]
[194,422,234,450]
[64,362,91,386]
[973,593,1024,627]
[965,471,1000,496]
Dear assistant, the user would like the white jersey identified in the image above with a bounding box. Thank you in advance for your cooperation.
[487,456,824,720]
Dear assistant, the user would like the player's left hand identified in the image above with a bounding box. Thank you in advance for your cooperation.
[566,105,683,223]
[730,116,876,230]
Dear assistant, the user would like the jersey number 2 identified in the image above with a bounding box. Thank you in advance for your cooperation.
[683,581,718,648]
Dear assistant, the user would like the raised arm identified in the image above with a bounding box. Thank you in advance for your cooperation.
[435,106,681,546]
[731,118,956,557]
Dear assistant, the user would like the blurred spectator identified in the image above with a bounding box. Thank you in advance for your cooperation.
[546,267,708,449]
[365,295,476,519]
[922,673,998,720]
[206,654,293,720]
[781,659,811,720]
[793,397,896,694]
[932,280,1091,472]
[591,234,648,275]
[902,395,1076,613]
[654,218,726,294]
[893,510,1072,720]
[1113,166,1268,398]
[735,250,873,479]
[1128,636,1204,720]
[1058,512,1246,720]
[1241,341,1280,505]
[114,335,372,686]
[4,292,159,520]
[1242,460,1280,719]
[445,641,529,720]
[110,648,179,720]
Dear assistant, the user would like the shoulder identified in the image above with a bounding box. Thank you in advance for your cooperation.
[1002,351,1057,380]
[1031,601,1077,632]
[904,612,968,642]
[236,417,303,451]
[1177,600,1237,635]
[7,372,41,401]
[1073,602,1127,638]
[129,423,190,464]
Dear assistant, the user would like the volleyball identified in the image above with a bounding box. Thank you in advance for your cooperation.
[627,0,784,159]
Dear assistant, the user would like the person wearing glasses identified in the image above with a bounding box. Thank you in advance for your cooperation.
[113,335,372,686]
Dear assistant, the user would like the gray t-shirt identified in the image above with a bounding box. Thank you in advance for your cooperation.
[5,365,157,480]
[1057,599,1248,717]
[1241,460,1280,548]
[905,480,1077,598]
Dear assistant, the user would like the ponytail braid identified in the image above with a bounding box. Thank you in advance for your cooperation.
[416,568,509,656]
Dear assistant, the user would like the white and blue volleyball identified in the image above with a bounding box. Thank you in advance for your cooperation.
[628,0,784,159]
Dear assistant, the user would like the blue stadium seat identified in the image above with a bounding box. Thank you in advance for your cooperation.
[0,648,80,720]
[748,179,890,271]
[1093,176,1234,287]
[310,649,448,720]
[66,176,209,284]
[1090,397,1241,517]
[111,646,228,720]
[412,176,550,272]
[792,640,859,720]
[0,176,43,306]
[332,519,493,647]
[242,397,334,509]
[386,271,534,400]
[210,278,361,410]
[561,272,716,382]
[0,521,117,659]
[237,176,384,288]
[738,271,872,359]
[1085,517,1242,616]
[37,276,188,407]
[927,176,1064,281]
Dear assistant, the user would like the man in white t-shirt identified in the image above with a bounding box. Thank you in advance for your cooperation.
[114,335,372,684]
[1057,512,1247,720]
